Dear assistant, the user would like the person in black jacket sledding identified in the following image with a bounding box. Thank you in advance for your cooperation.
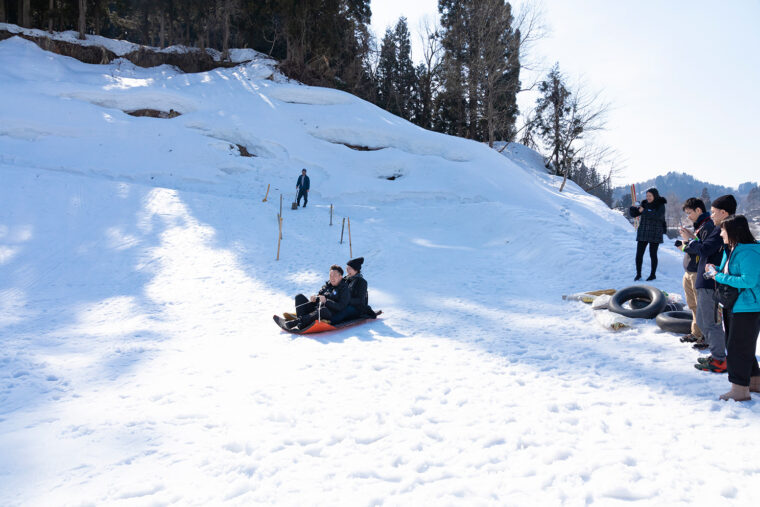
[284,264,349,330]
[629,187,667,281]
[329,257,376,324]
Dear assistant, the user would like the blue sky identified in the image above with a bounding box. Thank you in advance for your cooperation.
[370,0,760,188]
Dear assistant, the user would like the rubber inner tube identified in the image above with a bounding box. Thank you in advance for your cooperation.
[631,298,684,313]
[656,310,693,334]
[608,285,667,319]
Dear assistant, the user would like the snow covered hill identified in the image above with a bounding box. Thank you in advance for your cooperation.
[2,32,759,505]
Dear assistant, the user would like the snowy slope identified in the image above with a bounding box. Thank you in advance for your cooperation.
[1,33,759,505]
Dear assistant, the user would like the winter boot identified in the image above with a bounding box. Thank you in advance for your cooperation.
[719,383,751,402]
[646,274,656,281]
[695,357,727,373]
[750,376,760,393]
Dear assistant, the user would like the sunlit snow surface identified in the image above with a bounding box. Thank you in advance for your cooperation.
[1,32,759,505]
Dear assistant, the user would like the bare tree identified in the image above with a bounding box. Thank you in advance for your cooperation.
[417,15,442,129]
[557,84,609,191]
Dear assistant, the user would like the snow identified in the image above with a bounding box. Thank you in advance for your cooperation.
[0,23,269,63]
[2,31,760,504]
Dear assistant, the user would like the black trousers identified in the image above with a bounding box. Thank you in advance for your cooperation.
[635,241,659,276]
[294,293,333,326]
[297,189,308,206]
[724,310,760,386]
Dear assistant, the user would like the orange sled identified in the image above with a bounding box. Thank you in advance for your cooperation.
[273,311,382,335]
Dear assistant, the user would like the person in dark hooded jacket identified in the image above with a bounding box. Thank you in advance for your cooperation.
[629,187,667,281]
[329,257,374,324]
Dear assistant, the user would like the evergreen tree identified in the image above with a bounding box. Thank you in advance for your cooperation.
[700,187,711,211]
[534,64,576,178]
[376,28,398,114]
[393,17,417,121]
[745,186,760,212]
[436,0,520,144]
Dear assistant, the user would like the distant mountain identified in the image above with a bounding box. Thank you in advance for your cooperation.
[612,171,757,205]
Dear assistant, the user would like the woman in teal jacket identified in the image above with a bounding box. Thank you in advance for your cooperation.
[705,215,760,402]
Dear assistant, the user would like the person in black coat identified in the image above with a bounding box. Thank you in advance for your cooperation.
[286,265,349,330]
[296,168,310,207]
[629,187,667,280]
[329,257,374,324]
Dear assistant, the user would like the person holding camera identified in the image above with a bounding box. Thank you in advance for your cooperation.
[675,198,708,343]
[629,188,667,281]
[681,195,735,370]
[703,215,760,401]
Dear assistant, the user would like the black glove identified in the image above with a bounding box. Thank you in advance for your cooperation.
[674,240,682,247]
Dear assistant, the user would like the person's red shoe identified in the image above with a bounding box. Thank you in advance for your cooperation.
[694,358,727,373]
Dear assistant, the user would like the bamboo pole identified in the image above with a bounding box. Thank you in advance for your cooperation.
[330,204,333,226]
[279,194,283,239]
[262,183,270,202]
[340,217,345,244]
[276,215,282,260]
[347,217,352,258]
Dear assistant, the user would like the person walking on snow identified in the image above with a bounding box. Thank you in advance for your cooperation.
[629,187,667,281]
[703,215,760,401]
[296,168,310,207]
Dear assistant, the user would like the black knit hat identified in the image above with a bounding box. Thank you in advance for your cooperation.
[712,194,737,215]
[347,257,364,272]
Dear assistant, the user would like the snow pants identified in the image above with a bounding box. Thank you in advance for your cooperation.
[297,188,308,206]
[682,271,702,338]
[724,310,760,386]
[696,288,726,360]
[329,304,361,325]
[295,293,334,326]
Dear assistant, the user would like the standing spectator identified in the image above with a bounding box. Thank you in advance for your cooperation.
[676,198,707,343]
[703,215,760,401]
[296,168,310,207]
[682,194,734,370]
[629,188,667,281]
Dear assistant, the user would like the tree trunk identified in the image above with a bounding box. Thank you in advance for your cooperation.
[77,0,86,40]
[48,0,54,32]
[0,1,6,24]
[222,0,230,61]
[159,12,165,48]
[21,0,31,27]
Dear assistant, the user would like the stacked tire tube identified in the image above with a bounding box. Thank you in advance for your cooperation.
[608,285,667,319]
[655,311,693,334]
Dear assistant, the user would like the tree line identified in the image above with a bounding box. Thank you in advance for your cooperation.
[2,0,614,204]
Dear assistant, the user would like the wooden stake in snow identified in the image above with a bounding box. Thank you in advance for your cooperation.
[276,215,282,260]
[279,194,283,239]
[348,217,353,258]
[340,217,345,244]
[262,183,270,202]
[631,184,639,229]
[330,204,333,226]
